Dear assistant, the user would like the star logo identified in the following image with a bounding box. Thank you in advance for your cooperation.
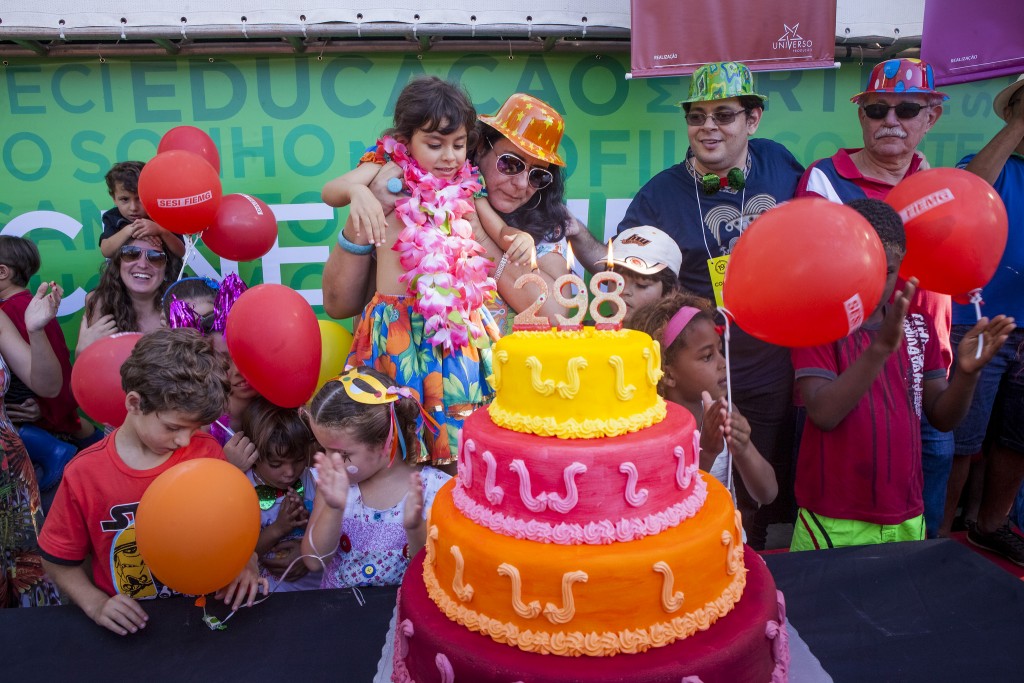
[778,23,802,41]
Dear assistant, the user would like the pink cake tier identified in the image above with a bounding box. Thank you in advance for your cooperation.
[454,403,704,545]
[394,547,789,683]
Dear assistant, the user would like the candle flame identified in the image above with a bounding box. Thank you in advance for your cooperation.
[566,243,576,272]
[530,251,538,272]
[606,240,614,269]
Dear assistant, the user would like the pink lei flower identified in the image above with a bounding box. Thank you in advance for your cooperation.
[382,136,495,352]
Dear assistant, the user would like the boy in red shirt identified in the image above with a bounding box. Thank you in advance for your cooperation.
[790,199,1015,550]
[39,328,265,635]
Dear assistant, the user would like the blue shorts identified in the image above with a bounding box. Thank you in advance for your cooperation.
[951,326,1024,455]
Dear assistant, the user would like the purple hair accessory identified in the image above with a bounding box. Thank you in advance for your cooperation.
[212,273,248,332]
[168,296,204,332]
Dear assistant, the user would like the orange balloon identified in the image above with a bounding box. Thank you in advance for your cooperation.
[138,150,222,235]
[723,197,887,348]
[885,167,1008,296]
[135,459,260,596]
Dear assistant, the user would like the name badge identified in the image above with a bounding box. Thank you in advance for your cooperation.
[707,255,729,308]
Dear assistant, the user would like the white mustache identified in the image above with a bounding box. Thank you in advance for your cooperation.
[875,126,907,139]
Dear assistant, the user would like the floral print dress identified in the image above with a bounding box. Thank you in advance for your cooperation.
[0,354,61,607]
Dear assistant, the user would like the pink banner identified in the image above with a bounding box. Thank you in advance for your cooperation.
[629,0,836,78]
[922,0,1024,85]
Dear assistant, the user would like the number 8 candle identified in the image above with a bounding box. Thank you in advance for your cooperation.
[589,241,626,330]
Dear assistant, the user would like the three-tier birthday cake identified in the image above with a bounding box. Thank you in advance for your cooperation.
[393,328,789,682]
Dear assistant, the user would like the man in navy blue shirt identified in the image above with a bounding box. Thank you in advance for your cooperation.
[570,61,804,547]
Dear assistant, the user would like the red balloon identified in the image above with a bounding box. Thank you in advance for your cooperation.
[158,125,220,173]
[138,150,222,235]
[70,332,143,426]
[136,459,260,596]
[723,197,887,348]
[203,194,278,262]
[226,285,321,408]
[885,167,1008,296]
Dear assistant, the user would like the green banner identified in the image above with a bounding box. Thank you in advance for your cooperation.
[0,52,1011,344]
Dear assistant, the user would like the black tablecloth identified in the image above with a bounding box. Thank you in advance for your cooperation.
[5,539,1024,682]
[763,538,1024,682]
[1,584,398,682]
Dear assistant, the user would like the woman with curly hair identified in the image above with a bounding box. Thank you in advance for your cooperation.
[76,236,182,354]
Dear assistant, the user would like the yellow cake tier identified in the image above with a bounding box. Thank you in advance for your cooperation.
[487,328,666,438]
[423,474,746,657]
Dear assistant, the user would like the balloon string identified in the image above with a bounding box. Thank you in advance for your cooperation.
[717,306,735,495]
[177,233,200,281]
[970,289,983,360]
[198,491,366,630]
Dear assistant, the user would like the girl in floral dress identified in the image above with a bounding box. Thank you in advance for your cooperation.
[322,76,534,467]
[301,367,450,588]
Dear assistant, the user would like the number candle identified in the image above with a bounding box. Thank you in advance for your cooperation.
[512,252,551,331]
[589,241,626,330]
[553,244,587,331]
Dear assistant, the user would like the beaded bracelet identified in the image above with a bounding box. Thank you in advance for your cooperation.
[494,252,510,281]
[337,230,374,255]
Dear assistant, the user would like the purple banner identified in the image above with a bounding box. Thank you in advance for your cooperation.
[922,0,1024,85]
[629,0,836,78]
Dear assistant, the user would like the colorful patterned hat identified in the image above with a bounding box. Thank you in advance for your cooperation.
[851,58,949,102]
[478,93,566,167]
[678,61,767,105]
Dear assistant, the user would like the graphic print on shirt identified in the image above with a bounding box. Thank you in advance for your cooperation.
[102,502,174,599]
[903,312,930,418]
[702,193,778,254]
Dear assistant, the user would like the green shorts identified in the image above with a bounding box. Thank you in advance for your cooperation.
[790,508,925,551]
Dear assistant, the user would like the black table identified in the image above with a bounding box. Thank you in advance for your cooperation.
[763,538,1024,682]
[5,539,1023,682]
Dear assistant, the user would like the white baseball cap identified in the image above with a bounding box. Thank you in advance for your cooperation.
[609,226,682,277]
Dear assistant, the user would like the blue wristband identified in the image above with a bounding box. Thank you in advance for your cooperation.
[337,231,374,255]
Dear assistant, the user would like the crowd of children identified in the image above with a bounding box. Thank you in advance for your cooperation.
[1,76,1019,648]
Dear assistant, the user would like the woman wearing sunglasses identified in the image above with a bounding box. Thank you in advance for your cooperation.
[76,237,181,354]
[322,93,578,328]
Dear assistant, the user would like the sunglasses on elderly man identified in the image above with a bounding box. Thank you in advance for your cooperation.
[861,102,932,120]
[119,244,168,266]
[486,138,554,190]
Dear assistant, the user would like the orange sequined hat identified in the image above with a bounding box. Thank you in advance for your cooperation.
[478,93,566,167]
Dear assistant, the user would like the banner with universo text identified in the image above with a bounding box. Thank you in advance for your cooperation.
[922,0,1024,86]
[0,52,1009,345]
[629,0,836,78]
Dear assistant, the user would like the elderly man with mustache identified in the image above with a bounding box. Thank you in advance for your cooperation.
[796,58,953,541]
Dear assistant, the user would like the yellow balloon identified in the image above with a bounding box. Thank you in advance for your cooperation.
[315,319,354,394]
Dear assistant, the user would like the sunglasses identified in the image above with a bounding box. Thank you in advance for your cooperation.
[493,152,555,190]
[119,244,168,266]
[684,109,748,127]
[861,102,932,120]
[198,311,217,334]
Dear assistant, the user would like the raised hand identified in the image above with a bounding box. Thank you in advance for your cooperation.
[957,314,1016,374]
[223,432,258,471]
[699,391,728,457]
[24,281,62,332]
[314,451,350,511]
[874,277,916,356]
[403,471,425,531]
[349,186,388,247]
[502,229,537,266]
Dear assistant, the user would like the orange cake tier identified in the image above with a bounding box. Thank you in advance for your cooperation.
[423,474,746,657]
[487,328,666,438]
[454,403,704,544]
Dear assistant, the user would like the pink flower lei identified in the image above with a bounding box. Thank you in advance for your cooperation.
[382,136,495,352]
